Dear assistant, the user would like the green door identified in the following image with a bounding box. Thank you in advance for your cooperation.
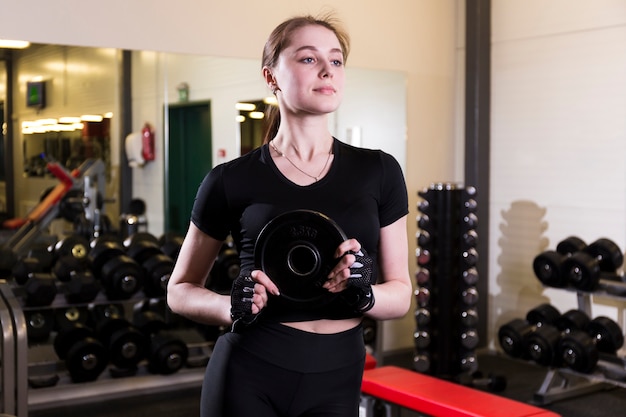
[166,101,212,235]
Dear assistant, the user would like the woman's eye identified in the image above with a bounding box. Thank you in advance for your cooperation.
[332,59,343,67]
[302,57,315,63]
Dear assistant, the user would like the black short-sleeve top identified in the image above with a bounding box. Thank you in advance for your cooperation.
[191,138,408,322]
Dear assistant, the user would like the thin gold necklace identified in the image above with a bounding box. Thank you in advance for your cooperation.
[270,140,333,182]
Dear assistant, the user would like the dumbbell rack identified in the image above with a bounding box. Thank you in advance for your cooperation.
[0,280,214,417]
[413,183,480,378]
[532,287,626,405]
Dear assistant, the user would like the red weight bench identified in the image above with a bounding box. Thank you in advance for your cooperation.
[364,353,378,370]
[361,366,561,417]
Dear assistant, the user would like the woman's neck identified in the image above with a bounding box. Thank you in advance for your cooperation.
[273,121,333,160]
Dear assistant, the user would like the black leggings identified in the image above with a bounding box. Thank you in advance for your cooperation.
[223,344,364,417]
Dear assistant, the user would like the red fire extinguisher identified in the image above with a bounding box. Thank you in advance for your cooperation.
[142,123,155,162]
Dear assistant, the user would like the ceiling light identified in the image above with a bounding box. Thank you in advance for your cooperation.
[249,111,264,119]
[263,96,278,106]
[81,114,103,122]
[58,117,81,124]
[34,118,58,126]
[0,39,30,49]
[236,102,256,111]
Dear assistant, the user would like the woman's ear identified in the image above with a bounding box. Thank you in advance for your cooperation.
[262,67,275,86]
[263,66,280,94]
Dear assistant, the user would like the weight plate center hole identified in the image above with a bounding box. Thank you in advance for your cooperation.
[287,244,320,277]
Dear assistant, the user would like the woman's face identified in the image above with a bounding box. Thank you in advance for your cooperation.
[271,24,345,117]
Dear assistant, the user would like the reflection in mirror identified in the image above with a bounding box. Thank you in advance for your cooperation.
[6,43,119,224]
[22,115,112,178]
[237,98,275,155]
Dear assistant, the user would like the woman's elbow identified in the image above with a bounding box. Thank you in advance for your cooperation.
[396,280,414,317]
[166,279,185,314]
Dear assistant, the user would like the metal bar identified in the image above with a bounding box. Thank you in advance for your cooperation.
[0,281,16,415]
[576,291,593,318]
[465,0,491,349]
[0,282,28,417]
[533,368,608,405]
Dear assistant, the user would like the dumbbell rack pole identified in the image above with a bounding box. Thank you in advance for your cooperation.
[0,281,16,415]
[0,280,28,417]
[532,289,626,405]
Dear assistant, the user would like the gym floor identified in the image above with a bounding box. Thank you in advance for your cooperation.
[28,350,626,417]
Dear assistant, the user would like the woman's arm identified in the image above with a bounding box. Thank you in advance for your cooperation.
[325,216,413,320]
[166,223,232,326]
[167,223,280,326]
[366,215,412,320]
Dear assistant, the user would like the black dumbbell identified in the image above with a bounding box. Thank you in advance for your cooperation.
[12,255,58,306]
[525,309,590,367]
[124,231,160,248]
[415,307,431,327]
[55,306,90,330]
[557,316,625,373]
[51,234,93,297]
[53,234,91,267]
[362,317,377,347]
[21,272,58,307]
[0,246,18,278]
[124,233,174,297]
[133,309,189,375]
[12,256,43,285]
[91,304,147,370]
[89,239,144,300]
[458,371,507,392]
[53,321,108,383]
[206,241,240,295]
[27,242,54,272]
[533,236,587,288]
[158,232,184,261]
[25,309,55,344]
[561,238,624,292]
[461,328,480,350]
[53,256,100,304]
[460,308,479,328]
[498,303,561,359]
[58,188,87,222]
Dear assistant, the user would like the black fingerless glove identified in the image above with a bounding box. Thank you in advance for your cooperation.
[230,270,259,330]
[341,249,375,313]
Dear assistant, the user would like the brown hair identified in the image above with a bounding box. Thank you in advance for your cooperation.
[261,13,351,144]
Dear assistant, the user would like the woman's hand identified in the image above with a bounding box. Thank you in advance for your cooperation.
[324,238,367,292]
[323,239,375,313]
[230,269,279,327]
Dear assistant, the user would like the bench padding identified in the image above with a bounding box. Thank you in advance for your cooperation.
[361,366,560,417]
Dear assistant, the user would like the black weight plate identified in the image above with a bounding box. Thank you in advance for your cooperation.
[532,251,567,287]
[587,316,624,353]
[556,236,587,255]
[525,303,561,326]
[54,234,90,262]
[254,210,347,305]
[586,238,624,272]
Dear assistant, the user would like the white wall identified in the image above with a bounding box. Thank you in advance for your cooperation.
[1,0,457,353]
[490,0,626,349]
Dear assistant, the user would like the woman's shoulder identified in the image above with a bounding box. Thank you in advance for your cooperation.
[215,145,267,173]
[335,138,399,166]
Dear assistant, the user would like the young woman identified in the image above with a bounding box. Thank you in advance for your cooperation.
[166,13,412,417]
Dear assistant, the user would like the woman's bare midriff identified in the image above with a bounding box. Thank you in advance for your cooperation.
[282,317,362,334]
